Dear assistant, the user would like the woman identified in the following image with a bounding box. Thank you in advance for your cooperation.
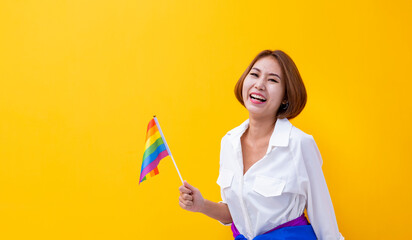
[178,50,344,240]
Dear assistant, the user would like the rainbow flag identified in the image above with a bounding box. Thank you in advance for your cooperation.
[139,117,171,183]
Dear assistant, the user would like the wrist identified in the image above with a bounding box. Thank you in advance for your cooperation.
[197,198,208,213]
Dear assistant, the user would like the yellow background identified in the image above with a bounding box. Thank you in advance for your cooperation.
[1,0,411,239]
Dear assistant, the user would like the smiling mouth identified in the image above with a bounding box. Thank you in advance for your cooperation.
[250,93,267,102]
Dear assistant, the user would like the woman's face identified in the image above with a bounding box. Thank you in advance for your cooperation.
[242,56,286,119]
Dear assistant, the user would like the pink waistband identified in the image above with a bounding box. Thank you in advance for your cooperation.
[231,213,309,238]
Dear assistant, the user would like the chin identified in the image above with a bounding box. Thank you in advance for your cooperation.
[246,106,276,117]
[246,107,268,116]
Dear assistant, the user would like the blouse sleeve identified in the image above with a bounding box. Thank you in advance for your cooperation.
[216,135,232,226]
[301,135,344,240]
[217,135,228,204]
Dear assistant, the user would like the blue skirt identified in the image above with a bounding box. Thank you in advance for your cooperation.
[234,225,317,240]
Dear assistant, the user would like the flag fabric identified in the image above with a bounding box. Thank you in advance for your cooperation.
[139,117,170,183]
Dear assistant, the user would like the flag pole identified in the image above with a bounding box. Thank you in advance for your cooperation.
[153,115,184,184]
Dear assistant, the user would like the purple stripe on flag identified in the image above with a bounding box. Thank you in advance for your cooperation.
[139,149,169,183]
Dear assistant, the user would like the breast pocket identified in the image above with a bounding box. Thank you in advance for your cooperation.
[253,175,286,197]
[217,168,234,189]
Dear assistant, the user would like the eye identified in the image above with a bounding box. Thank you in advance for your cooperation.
[250,73,258,77]
[269,79,279,83]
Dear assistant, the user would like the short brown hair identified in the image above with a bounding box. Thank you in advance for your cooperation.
[234,50,307,120]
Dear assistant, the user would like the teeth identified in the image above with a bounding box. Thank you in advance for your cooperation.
[250,94,266,101]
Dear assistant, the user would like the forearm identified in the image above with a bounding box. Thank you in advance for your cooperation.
[199,199,232,224]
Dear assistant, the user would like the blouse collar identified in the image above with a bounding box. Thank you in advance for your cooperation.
[226,118,293,151]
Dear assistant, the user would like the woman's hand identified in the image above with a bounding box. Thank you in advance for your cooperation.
[178,181,232,224]
[178,180,205,213]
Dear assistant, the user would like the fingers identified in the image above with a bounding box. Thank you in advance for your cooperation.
[179,196,193,205]
[179,196,194,208]
[179,184,192,194]
[178,201,186,209]
[179,200,192,210]
[181,193,193,201]
[183,180,196,192]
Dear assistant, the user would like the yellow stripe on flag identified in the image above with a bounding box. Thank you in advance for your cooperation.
[144,131,162,150]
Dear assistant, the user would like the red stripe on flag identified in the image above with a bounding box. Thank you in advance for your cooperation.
[147,119,156,132]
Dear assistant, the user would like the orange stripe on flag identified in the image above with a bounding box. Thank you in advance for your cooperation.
[149,166,159,177]
[146,124,159,141]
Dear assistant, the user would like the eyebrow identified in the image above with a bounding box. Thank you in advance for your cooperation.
[252,67,281,80]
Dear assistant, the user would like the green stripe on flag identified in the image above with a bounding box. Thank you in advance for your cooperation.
[142,137,164,161]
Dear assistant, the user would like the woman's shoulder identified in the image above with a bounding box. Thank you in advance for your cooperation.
[289,123,315,146]
[289,123,322,164]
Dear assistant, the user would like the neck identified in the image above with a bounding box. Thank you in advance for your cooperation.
[246,114,277,141]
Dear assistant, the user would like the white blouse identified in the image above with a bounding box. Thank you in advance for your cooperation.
[217,118,344,240]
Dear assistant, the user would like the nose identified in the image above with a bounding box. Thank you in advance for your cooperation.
[254,77,265,90]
